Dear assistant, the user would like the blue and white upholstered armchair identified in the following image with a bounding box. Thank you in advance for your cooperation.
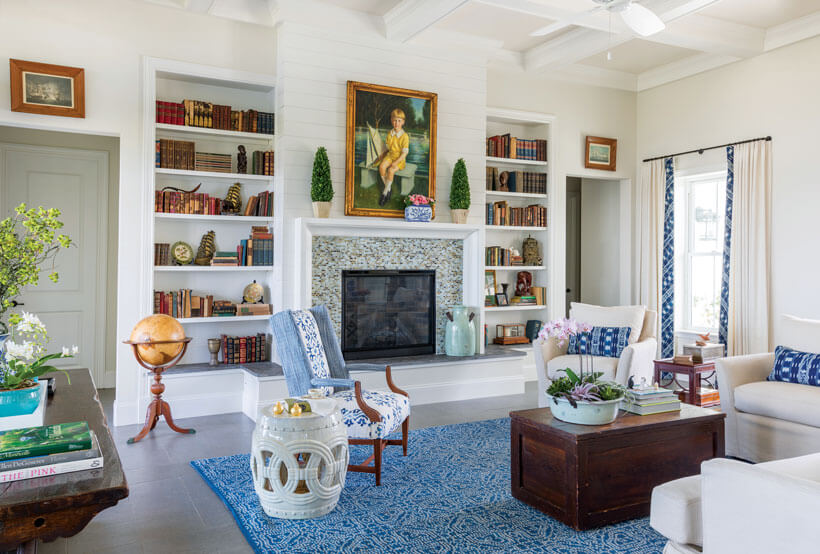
[271,305,410,485]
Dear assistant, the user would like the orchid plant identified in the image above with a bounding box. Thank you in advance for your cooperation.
[539,318,626,407]
[0,312,76,391]
[403,194,435,207]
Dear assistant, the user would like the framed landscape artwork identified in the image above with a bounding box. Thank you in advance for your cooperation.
[9,59,85,118]
[584,136,617,171]
[345,81,437,217]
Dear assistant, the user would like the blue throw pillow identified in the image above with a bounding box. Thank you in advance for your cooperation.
[767,345,820,386]
[567,327,631,358]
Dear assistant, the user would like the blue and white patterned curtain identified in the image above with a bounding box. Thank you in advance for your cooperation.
[719,146,734,348]
[660,157,675,358]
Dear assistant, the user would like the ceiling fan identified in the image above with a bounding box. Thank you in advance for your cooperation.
[530,0,666,38]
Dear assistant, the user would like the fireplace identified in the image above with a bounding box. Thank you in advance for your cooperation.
[341,269,436,360]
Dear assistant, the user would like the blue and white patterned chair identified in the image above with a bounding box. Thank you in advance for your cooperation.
[271,305,410,485]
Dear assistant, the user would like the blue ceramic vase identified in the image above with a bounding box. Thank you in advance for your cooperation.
[444,306,476,356]
[0,334,42,417]
[404,205,432,222]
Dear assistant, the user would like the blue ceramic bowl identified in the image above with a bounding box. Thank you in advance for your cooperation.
[0,379,41,417]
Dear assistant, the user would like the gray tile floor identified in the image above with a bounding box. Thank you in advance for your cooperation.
[39,382,539,554]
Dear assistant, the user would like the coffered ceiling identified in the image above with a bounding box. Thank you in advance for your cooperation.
[140,0,820,91]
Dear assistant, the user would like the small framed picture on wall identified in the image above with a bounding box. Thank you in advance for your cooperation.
[584,136,617,171]
[9,59,85,118]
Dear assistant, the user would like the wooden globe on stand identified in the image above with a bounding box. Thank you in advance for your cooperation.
[124,314,195,444]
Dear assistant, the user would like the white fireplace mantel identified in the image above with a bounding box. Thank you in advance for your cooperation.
[292,217,483,310]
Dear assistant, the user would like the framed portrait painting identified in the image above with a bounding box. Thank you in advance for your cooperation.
[345,81,437,217]
[585,136,617,171]
[10,59,85,118]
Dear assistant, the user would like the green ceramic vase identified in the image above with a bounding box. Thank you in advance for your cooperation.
[444,306,475,356]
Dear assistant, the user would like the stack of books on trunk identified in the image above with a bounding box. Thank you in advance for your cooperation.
[622,388,681,416]
[0,422,102,483]
[676,387,720,408]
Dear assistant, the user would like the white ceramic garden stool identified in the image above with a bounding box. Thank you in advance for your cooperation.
[250,398,349,519]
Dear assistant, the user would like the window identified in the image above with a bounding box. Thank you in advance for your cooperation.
[675,171,726,333]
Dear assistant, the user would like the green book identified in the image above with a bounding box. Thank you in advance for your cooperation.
[0,422,92,462]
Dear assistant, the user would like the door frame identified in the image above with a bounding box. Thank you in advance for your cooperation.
[0,142,109,386]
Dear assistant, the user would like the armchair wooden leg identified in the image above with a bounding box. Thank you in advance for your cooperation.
[374,439,383,486]
[402,417,408,456]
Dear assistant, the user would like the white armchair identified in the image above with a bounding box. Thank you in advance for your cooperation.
[533,303,657,407]
[651,453,820,554]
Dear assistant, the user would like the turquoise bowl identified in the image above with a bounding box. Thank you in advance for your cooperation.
[0,379,41,417]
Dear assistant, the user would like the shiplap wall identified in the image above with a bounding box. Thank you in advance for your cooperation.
[275,22,489,308]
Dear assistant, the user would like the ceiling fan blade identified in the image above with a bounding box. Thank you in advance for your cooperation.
[529,5,605,37]
[619,2,665,36]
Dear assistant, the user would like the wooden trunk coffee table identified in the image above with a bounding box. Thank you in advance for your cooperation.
[510,404,725,530]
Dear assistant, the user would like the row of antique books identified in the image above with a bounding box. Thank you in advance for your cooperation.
[154,139,274,176]
[486,135,547,161]
[156,139,195,170]
[485,246,523,267]
[486,167,547,194]
[0,422,102,484]
[221,333,269,364]
[486,202,547,227]
[154,190,273,216]
[152,289,272,319]
[251,151,275,176]
[155,99,274,135]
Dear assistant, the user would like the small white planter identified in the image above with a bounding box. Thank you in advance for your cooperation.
[451,209,469,224]
[312,201,331,218]
[547,395,622,425]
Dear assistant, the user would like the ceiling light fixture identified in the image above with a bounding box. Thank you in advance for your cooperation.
[530,0,665,39]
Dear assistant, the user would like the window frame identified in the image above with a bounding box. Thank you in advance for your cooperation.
[677,169,727,334]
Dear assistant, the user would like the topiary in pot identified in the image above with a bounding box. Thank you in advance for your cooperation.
[449,158,470,224]
[311,146,333,218]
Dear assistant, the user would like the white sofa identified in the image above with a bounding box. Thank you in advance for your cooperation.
[716,314,820,462]
[533,303,657,407]
[651,453,820,553]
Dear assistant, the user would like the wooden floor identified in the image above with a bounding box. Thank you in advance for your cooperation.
[38,382,539,553]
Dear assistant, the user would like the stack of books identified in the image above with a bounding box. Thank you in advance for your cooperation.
[622,388,681,416]
[154,243,171,266]
[676,387,720,408]
[213,300,236,317]
[0,422,102,483]
[236,303,272,316]
[153,290,216,318]
[251,150,274,176]
[511,295,537,305]
[485,201,547,227]
[221,333,269,364]
[243,191,274,217]
[211,251,240,266]
[194,152,232,173]
[155,139,195,170]
[236,227,273,266]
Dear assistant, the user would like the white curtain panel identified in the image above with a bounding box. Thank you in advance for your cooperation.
[635,158,665,342]
[727,140,772,355]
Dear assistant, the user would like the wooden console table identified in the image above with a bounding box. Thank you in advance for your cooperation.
[0,369,128,552]
[653,358,717,405]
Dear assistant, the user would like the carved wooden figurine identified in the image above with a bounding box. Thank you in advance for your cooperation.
[516,271,533,297]
[237,145,247,174]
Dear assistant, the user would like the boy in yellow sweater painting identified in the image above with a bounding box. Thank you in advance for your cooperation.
[376,108,410,206]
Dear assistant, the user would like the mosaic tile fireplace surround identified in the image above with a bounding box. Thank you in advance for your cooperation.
[312,236,464,354]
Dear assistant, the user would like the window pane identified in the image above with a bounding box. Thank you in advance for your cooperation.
[691,254,721,330]
[691,180,725,254]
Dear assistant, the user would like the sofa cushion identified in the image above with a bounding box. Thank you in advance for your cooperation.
[567,326,631,358]
[767,345,820,387]
[650,474,702,547]
[569,303,646,345]
[547,355,619,381]
[735,381,820,428]
[758,452,820,483]
[781,314,820,352]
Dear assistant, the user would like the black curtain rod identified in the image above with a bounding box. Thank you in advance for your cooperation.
[642,136,771,163]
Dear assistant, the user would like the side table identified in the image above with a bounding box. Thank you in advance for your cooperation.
[653,358,717,405]
[250,398,348,519]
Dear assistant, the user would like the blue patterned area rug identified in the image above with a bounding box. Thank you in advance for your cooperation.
[191,418,666,553]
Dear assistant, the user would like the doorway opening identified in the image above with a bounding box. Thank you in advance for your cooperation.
[565,175,629,315]
[0,126,120,388]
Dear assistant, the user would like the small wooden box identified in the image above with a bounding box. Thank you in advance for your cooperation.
[494,323,529,345]
[683,343,725,362]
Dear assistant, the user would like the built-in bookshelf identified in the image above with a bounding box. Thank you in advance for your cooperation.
[146,64,281,367]
[482,108,554,350]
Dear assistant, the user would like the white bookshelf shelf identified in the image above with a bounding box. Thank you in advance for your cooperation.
[485,225,547,231]
[154,213,274,223]
[486,156,548,167]
[155,168,273,182]
[156,123,274,142]
[154,265,273,272]
[484,305,547,312]
[485,266,546,271]
[176,315,271,324]
[485,190,547,199]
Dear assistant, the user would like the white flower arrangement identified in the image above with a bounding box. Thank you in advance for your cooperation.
[0,312,77,390]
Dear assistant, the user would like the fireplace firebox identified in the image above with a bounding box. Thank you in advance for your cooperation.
[341,269,436,360]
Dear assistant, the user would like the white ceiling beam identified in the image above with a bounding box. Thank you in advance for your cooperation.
[524,27,634,71]
[383,0,470,43]
[647,14,765,57]
[636,51,739,91]
[765,11,820,52]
